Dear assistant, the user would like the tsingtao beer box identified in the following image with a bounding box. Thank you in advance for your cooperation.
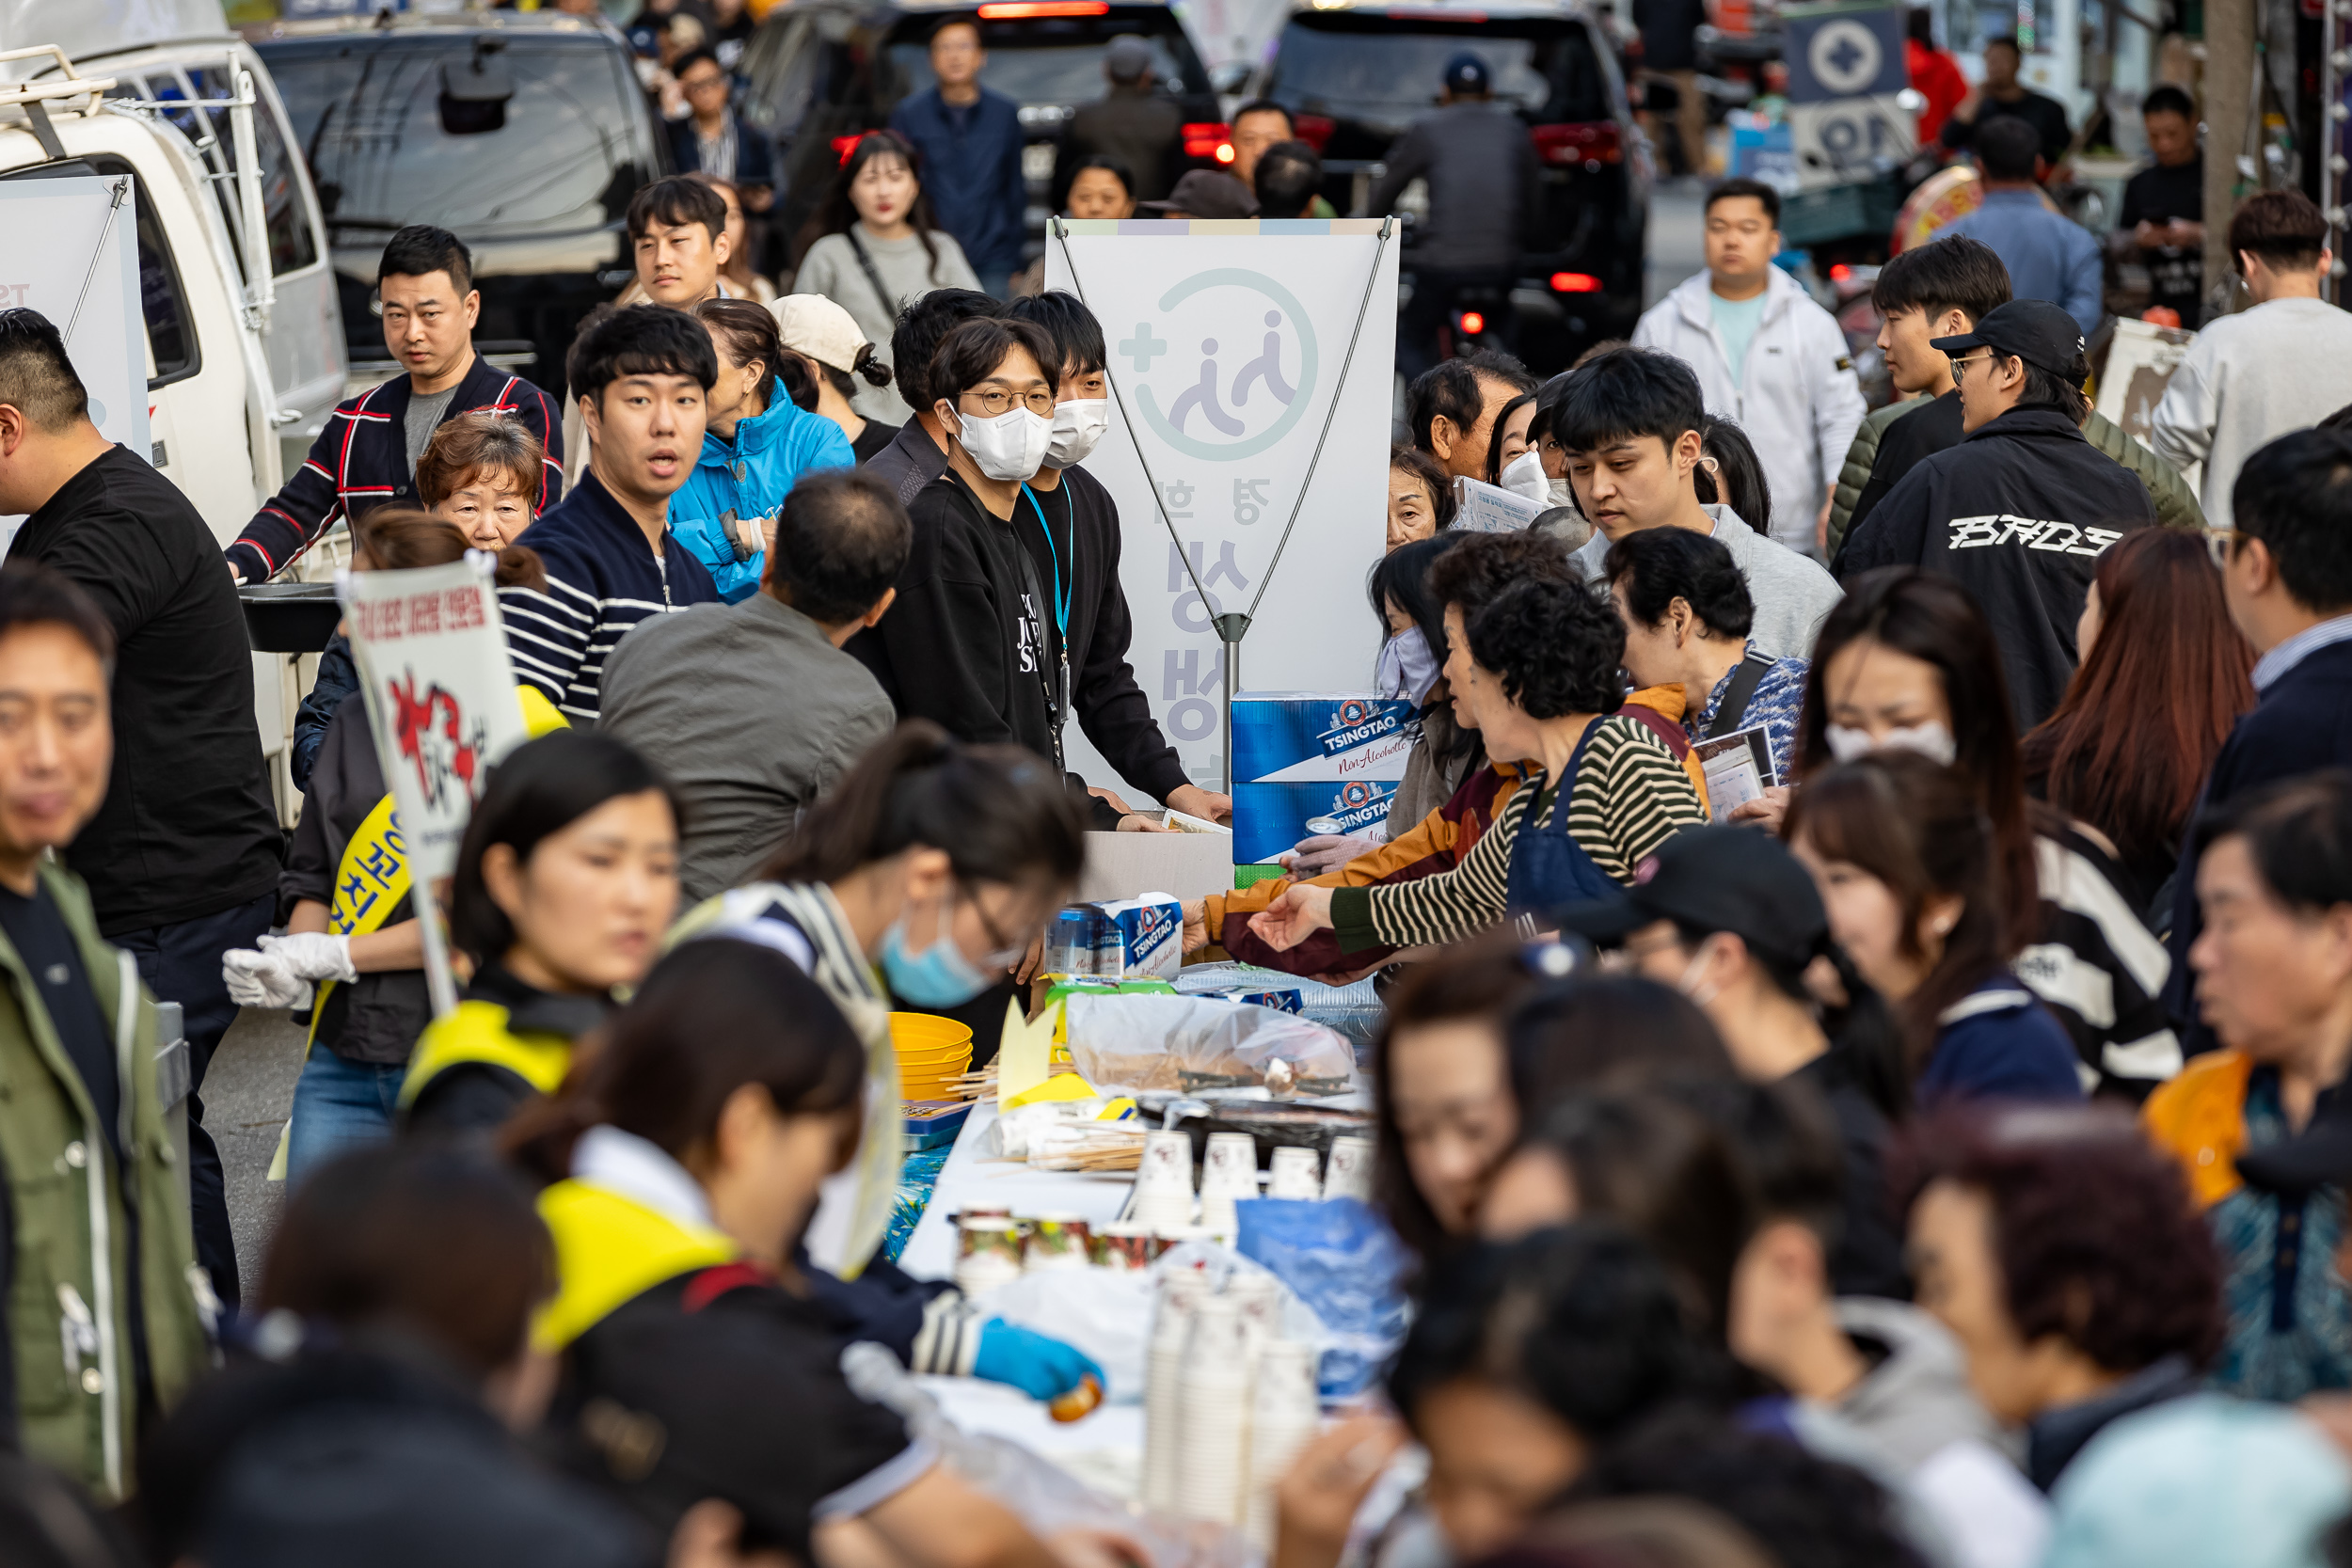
[1230,692,1420,864]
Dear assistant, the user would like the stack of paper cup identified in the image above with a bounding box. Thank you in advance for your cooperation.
[1322,1134,1375,1201]
[1244,1340,1324,1548]
[1176,1293,1251,1524]
[1267,1145,1323,1199]
[1132,1129,1199,1232]
[1228,1270,1285,1381]
[1142,1273,1209,1512]
[1198,1132,1260,1239]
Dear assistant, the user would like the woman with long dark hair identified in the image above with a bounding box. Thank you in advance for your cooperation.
[509,942,1071,1568]
[1786,752,2082,1104]
[1762,567,2181,1098]
[401,730,682,1134]
[794,131,981,425]
[669,297,855,602]
[2022,528,2257,905]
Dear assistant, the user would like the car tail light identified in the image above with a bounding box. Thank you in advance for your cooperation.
[1550,271,1602,293]
[1183,121,1232,160]
[1530,121,1622,167]
[1830,262,1852,282]
[832,134,864,165]
[1294,113,1335,151]
[977,1,1110,14]
[1457,309,1486,334]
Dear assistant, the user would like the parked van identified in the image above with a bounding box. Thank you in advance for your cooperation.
[0,1,346,823]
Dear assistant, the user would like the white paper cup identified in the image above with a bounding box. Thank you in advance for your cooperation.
[1267,1146,1322,1198]
[1322,1134,1375,1200]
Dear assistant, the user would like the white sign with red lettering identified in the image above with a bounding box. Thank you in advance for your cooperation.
[338,556,530,881]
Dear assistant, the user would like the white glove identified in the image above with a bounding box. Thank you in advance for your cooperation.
[221,932,357,1011]
[1284,833,1383,877]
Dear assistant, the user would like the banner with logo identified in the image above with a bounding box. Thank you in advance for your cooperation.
[1045,218,1401,799]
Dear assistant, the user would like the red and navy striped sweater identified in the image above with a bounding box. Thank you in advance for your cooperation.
[225,355,563,583]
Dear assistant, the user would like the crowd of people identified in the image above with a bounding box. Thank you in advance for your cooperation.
[2,22,2352,1560]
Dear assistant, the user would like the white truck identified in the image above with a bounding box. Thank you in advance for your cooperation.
[0,0,347,824]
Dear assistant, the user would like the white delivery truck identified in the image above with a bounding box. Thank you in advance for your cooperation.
[0,0,347,824]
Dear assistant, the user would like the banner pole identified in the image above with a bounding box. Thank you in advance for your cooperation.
[409,872,460,1021]
[1214,610,1249,794]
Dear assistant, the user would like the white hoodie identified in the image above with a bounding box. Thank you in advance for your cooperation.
[1632,265,1867,557]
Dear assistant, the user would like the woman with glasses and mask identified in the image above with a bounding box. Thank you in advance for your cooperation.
[670,721,1106,1407]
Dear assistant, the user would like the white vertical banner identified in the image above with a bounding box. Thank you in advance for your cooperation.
[339,556,532,1016]
[1045,218,1400,795]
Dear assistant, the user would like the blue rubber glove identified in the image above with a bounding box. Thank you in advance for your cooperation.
[970,1320,1105,1402]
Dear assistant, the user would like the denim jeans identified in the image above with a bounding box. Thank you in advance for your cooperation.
[285,1042,406,1188]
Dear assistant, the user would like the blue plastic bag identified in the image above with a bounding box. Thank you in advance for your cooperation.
[1234,1195,1412,1398]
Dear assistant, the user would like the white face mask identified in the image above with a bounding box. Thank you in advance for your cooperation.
[1824,721,1960,767]
[1498,448,1549,504]
[956,404,1051,483]
[1043,398,1109,469]
[1547,476,1578,509]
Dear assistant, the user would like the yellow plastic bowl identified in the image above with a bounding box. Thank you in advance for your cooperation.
[891,1012,976,1053]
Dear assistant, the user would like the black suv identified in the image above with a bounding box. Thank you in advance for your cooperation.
[1260,0,1647,368]
[739,0,1224,271]
[246,10,666,403]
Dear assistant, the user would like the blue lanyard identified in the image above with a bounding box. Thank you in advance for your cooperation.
[1020,483,1072,641]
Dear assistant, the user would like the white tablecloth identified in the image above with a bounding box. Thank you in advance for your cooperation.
[898,1100,1139,1281]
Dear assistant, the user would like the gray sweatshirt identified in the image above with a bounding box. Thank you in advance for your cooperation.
[1570,503,1841,661]
[794,225,982,427]
[2151,294,2352,522]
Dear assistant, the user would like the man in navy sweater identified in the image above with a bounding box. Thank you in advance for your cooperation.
[504,306,721,723]
[225,227,562,583]
[889,18,1026,298]
[2166,426,2352,1035]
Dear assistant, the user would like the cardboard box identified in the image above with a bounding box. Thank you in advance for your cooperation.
[1231,691,1418,863]
[1075,822,1232,904]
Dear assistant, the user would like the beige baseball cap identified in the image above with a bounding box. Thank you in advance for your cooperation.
[771,293,870,374]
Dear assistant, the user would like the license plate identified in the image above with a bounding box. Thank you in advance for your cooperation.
[1023,142,1056,182]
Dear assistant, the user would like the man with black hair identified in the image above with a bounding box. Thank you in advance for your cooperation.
[1227,101,1336,217]
[564,179,736,489]
[1635,179,1866,555]
[225,226,562,583]
[1252,139,1324,222]
[2116,83,2205,325]
[888,19,1025,297]
[1942,118,2102,334]
[1939,34,2073,166]
[1829,237,2197,556]
[1054,35,1181,206]
[1838,298,2156,729]
[1408,352,1537,485]
[668,47,775,209]
[0,310,278,1313]
[861,289,1005,507]
[2163,428,2352,1043]
[1368,55,1540,383]
[505,306,722,724]
[2153,190,2352,520]
[599,470,903,899]
[1003,291,1232,827]
[1552,347,1840,661]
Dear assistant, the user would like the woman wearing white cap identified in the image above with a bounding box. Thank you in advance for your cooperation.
[773,293,901,465]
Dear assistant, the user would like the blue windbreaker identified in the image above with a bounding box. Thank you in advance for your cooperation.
[670,395,856,602]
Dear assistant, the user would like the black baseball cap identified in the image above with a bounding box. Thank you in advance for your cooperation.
[1551,825,1827,973]
[1929,298,2089,383]
[1443,52,1490,94]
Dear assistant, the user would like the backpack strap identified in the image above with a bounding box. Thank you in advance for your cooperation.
[1708,652,1775,739]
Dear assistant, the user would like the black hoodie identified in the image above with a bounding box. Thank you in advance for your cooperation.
[1836,405,2158,730]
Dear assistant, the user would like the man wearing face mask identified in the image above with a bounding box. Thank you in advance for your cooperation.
[1007,293,1232,827]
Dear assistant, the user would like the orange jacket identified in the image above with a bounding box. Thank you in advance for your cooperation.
[2141,1049,2254,1209]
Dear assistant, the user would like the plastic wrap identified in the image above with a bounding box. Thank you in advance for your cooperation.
[1233,1197,1412,1399]
[1174,962,1387,1058]
[1063,993,1358,1094]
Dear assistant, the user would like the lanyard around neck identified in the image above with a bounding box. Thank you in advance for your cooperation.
[1020,483,1072,640]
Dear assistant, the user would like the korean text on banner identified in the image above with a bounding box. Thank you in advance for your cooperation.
[338,556,531,881]
[1045,219,1400,797]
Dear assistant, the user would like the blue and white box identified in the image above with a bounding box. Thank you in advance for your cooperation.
[1231,691,1419,864]
[1098,894,1184,980]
